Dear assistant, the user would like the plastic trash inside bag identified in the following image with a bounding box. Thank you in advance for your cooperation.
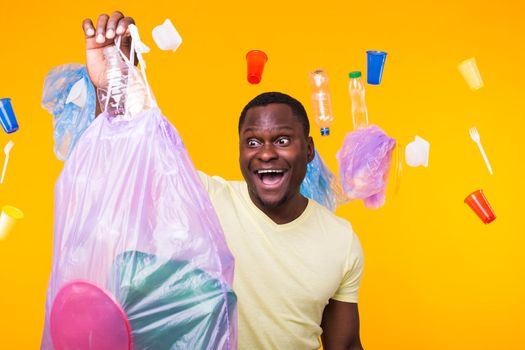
[337,124,396,209]
[42,64,96,161]
[301,149,349,211]
[41,31,237,350]
[111,251,236,349]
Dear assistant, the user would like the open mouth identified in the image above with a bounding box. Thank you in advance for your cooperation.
[255,169,287,187]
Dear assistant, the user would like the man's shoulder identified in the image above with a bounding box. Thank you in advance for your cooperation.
[197,171,245,197]
[307,200,363,256]
[309,200,355,233]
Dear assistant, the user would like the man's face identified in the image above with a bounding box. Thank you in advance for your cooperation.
[239,103,314,210]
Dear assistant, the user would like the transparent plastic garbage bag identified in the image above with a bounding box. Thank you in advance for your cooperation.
[42,64,96,161]
[337,124,396,209]
[41,37,237,349]
[41,106,237,350]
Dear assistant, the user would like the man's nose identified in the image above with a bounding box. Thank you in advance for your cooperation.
[257,143,278,162]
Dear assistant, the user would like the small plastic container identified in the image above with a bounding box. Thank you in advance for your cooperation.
[405,136,430,167]
[0,205,24,239]
[464,189,496,224]
[50,280,132,350]
[458,57,484,90]
[366,50,387,85]
[152,19,182,52]
[0,98,20,134]
[246,50,268,84]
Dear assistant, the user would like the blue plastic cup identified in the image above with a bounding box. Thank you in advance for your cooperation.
[0,98,19,134]
[366,50,388,85]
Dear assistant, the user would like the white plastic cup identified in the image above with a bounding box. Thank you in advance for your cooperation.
[458,57,484,90]
[152,19,182,52]
[0,205,24,240]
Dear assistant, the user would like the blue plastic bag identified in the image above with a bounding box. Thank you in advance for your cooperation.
[42,64,96,161]
[301,149,343,211]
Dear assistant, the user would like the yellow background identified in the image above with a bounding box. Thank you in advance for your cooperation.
[0,0,524,348]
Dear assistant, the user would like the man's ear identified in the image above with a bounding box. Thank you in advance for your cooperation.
[307,136,315,163]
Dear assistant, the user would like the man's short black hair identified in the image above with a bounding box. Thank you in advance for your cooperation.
[238,92,310,137]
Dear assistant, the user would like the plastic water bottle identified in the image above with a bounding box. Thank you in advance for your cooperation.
[348,71,368,130]
[309,69,334,136]
[98,46,147,119]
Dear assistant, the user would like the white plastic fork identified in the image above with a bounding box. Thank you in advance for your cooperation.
[469,126,493,175]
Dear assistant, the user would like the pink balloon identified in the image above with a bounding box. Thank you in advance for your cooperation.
[50,280,132,350]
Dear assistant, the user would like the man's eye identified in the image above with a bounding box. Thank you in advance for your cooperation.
[275,137,290,146]
[247,139,260,147]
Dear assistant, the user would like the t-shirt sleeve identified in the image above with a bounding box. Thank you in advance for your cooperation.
[332,232,364,303]
[197,170,228,198]
[197,170,211,193]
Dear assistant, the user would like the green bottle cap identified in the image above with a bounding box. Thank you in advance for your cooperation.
[349,71,362,78]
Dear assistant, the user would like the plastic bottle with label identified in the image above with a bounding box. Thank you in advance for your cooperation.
[309,69,334,136]
[348,71,368,130]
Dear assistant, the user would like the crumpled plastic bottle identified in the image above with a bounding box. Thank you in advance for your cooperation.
[96,45,150,120]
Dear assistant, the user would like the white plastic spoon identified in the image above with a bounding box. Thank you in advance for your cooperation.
[1,141,14,184]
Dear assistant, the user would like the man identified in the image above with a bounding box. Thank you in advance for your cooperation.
[82,11,365,350]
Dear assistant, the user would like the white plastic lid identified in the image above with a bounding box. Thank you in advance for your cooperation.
[405,135,430,167]
[152,19,182,52]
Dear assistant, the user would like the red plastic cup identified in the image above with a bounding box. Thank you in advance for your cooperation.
[464,189,496,224]
[246,50,268,84]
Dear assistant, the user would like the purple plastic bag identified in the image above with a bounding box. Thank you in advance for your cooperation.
[337,124,396,209]
[41,69,237,348]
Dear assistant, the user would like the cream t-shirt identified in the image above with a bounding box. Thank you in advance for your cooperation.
[199,172,364,350]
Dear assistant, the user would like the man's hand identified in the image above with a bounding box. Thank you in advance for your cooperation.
[82,11,135,88]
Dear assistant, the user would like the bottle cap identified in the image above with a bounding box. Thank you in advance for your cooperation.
[320,127,330,136]
[349,71,362,78]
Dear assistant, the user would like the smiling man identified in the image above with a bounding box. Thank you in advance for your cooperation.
[239,100,312,223]
[82,12,365,350]
[198,92,365,350]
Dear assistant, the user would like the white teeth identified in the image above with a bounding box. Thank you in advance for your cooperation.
[257,169,284,174]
